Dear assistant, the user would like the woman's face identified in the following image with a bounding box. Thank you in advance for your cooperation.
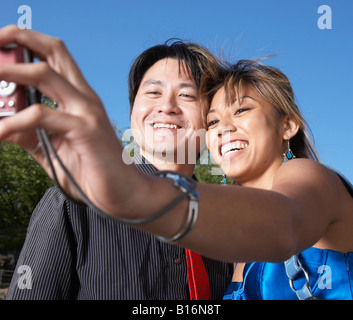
[206,85,285,188]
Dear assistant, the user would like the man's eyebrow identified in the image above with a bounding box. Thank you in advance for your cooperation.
[141,80,197,90]
[142,80,164,87]
[179,82,197,90]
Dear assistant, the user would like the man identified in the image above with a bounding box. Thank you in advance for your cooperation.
[6,39,232,299]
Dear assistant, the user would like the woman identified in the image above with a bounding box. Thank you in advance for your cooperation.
[1,26,352,299]
[201,60,353,299]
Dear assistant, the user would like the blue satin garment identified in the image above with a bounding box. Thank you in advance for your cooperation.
[223,247,353,300]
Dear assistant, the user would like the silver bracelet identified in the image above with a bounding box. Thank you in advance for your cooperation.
[155,171,199,244]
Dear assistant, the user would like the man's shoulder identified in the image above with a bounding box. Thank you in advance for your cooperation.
[39,185,67,205]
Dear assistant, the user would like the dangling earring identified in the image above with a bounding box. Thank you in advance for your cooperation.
[221,174,227,185]
[282,140,296,164]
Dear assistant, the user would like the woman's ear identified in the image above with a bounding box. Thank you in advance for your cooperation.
[282,116,300,140]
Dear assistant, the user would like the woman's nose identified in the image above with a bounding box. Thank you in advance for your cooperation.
[217,119,237,137]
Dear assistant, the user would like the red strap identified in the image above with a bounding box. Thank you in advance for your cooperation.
[185,249,212,300]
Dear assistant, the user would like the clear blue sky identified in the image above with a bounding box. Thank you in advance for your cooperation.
[1,0,352,182]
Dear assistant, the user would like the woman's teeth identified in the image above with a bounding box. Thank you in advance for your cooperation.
[221,141,248,156]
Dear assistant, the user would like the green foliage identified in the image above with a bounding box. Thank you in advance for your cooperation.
[194,150,233,185]
[0,95,57,251]
[0,142,54,251]
[41,95,58,109]
[194,163,223,184]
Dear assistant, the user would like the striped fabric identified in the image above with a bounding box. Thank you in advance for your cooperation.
[6,154,232,300]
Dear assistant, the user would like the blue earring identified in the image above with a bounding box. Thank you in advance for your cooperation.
[222,174,227,184]
[282,140,296,164]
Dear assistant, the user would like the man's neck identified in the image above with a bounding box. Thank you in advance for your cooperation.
[141,151,195,177]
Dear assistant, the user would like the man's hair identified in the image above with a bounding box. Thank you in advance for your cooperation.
[128,39,223,114]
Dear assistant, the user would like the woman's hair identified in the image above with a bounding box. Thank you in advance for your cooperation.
[201,59,320,161]
[128,39,224,114]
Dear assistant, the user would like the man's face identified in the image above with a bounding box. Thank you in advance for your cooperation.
[130,58,204,164]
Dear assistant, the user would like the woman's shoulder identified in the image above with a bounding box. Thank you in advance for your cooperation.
[280,159,353,251]
[280,158,329,173]
[281,159,352,196]
[274,158,352,217]
[275,158,339,190]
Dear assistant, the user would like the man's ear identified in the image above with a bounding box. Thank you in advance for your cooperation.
[282,116,300,140]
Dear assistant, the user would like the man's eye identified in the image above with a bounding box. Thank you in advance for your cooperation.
[180,93,196,99]
[206,120,219,129]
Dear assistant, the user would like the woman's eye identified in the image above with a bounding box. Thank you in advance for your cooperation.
[235,108,249,115]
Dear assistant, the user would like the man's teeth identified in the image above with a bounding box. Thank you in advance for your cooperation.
[221,141,248,156]
[153,123,179,129]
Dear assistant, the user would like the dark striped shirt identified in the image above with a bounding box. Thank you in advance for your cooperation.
[6,154,232,300]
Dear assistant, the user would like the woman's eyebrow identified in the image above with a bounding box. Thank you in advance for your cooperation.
[231,95,257,104]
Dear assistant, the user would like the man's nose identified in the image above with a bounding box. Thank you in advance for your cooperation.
[157,96,180,114]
